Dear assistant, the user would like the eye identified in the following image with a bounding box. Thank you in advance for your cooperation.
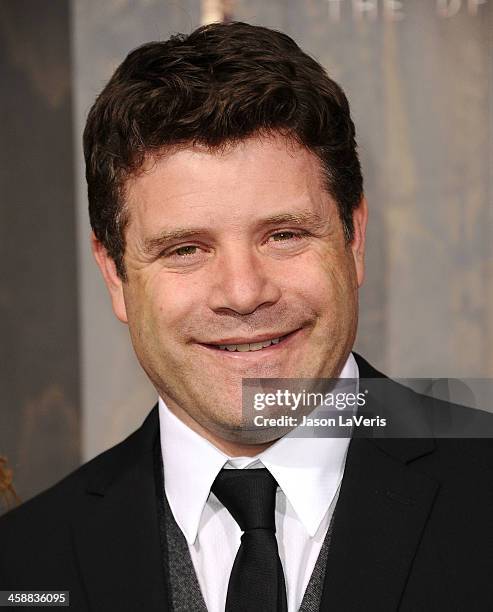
[171,245,199,257]
[160,244,208,268]
[268,230,308,244]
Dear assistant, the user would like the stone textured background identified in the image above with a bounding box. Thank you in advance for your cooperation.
[0,0,80,511]
[1,0,491,511]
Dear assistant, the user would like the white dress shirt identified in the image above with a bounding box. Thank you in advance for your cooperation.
[158,352,359,612]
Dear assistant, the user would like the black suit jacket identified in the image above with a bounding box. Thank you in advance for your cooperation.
[1,353,493,611]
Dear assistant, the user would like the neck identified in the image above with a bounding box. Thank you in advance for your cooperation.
[164,400,276,457]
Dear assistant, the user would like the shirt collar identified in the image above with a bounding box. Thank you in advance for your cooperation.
[159,352,359,543]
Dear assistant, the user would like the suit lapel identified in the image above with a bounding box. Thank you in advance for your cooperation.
[319,437,438,611]
[71,407,171,612]
[318,354,440,611]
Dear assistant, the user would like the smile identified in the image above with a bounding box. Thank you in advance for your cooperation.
[210,334,288,352]
[200,330,299,353]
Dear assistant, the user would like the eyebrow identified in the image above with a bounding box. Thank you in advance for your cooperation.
[141,210,328,256]
[259,211,327,230]
[142,228,209,255]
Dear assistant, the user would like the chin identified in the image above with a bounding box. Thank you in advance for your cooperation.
[212,422,290,445]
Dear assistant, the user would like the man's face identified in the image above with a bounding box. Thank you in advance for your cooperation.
[94,134,367,446]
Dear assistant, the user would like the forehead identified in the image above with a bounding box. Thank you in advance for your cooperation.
[124,134,333,233]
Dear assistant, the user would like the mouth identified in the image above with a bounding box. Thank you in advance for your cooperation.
[198,329,301,354]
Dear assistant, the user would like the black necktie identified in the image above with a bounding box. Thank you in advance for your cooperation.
[211,468,288,612]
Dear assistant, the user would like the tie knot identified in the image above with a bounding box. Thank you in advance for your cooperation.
[211,468,278,532]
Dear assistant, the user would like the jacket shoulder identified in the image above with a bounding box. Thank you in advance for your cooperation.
[0,407,158,570]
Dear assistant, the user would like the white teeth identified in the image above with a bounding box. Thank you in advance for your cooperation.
[249,342,264,351]
[215,336,284,352]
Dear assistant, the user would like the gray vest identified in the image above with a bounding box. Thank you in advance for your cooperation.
[162,483,335,612]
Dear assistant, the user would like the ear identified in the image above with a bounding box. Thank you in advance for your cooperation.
[91,233,128,323]
[350,196,368,287]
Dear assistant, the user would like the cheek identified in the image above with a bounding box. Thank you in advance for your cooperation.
[147,272,207,334]
[288,250,355,312]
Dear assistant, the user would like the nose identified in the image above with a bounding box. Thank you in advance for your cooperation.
[208,243,282,315]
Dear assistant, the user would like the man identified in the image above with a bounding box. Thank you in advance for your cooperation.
[1,21,492,612]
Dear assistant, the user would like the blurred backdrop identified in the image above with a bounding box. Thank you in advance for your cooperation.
[0,0,492,512]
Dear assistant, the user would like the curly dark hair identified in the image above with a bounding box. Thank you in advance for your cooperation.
[84,21,363,280]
